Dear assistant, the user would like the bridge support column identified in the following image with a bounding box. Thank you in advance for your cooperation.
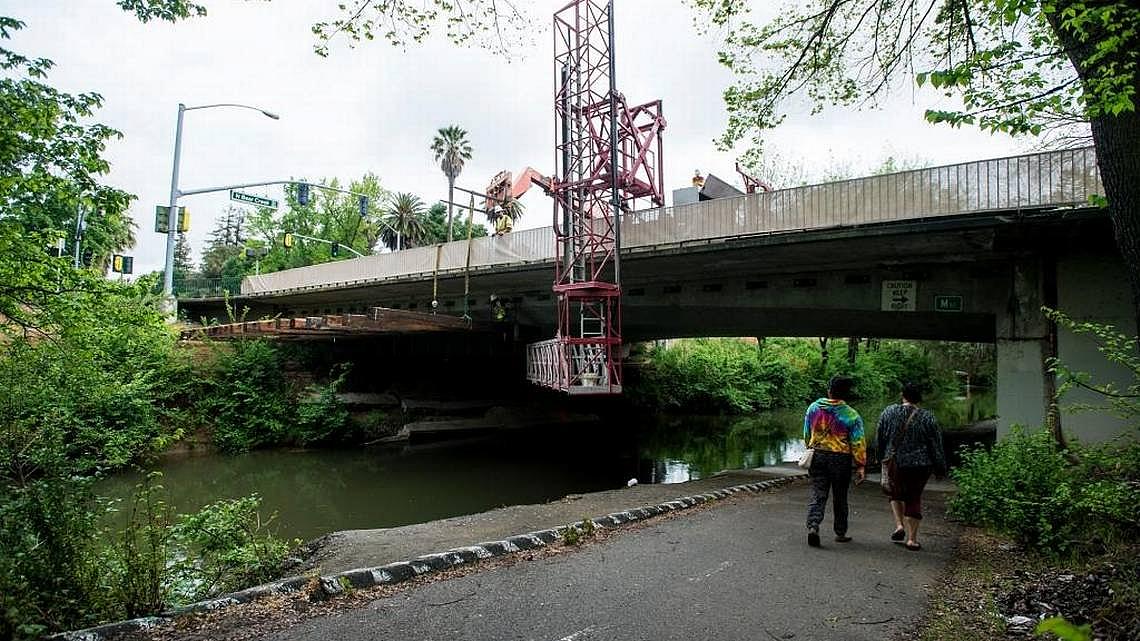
[995,258,1052,437]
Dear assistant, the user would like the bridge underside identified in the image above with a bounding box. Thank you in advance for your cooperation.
[179,212,1134,442]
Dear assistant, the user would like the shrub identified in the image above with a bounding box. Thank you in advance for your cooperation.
[633,338,810,413]
[197,340,294,453]
[169,494,293,601]
[950,429,1140,557]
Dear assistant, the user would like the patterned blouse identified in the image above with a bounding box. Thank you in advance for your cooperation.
[875,403,947,473]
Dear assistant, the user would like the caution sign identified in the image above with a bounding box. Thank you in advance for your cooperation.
[881,280,917,312]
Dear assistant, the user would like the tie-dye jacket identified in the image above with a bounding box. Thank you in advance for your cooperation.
[803,398,866,468]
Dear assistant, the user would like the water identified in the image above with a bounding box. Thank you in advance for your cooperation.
[98,392,993,542]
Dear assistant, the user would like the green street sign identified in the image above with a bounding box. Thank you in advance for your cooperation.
[935,295,963,312]
[230,190,278,209]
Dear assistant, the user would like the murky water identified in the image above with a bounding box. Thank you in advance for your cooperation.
[98,392,993,542]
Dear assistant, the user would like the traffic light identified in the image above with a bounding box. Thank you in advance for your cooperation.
[177,207,190,232]
[283,232,295,249]
[331,242,340,257]
[358,195,368,216]
[113,254,124,272]
[297,183,310,206]
[121,256,133,274]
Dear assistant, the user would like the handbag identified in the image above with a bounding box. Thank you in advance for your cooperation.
[797,448,814,469]
[881,406,918,495]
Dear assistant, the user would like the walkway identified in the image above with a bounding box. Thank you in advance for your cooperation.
[276,478,957,641]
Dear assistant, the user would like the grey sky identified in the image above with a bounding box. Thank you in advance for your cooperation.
[10,0,1030,275]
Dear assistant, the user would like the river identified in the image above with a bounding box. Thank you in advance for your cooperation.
[98,392,994,542]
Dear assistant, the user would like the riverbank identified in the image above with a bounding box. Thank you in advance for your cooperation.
[293,466,806,575]
[64,470,961,641]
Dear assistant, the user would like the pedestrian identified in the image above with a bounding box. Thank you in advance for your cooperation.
[875,382,946,551]
[804,375,866,548]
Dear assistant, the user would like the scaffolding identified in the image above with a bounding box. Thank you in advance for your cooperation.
[527,0,665,395]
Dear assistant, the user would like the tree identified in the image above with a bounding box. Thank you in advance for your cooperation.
[199,206,244,278]
[431,125,474,242]
[692,0,1140,327]
[173,231,193,281]
[422,202,488,244]
[380,192,428,251]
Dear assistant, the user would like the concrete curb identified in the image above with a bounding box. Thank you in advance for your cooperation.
[50,475,800,641]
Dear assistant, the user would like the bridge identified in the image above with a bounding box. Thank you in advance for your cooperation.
[179,146,1133,441]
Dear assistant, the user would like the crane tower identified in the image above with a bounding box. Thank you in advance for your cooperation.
[525,0,665,395]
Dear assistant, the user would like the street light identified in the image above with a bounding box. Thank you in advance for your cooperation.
[161,102,279,314]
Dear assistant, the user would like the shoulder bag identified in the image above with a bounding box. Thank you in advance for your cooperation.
[881,406,918,495]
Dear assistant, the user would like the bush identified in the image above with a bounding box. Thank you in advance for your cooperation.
[197,340,294,453]
[950,429,1140,557]
[632,338,811,413]
[169,494,293,601]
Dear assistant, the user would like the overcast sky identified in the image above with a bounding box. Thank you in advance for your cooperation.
[10,0,1032,274]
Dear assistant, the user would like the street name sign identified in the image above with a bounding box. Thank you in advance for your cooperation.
[881,280,917,312]
[230,190,278,209]
[935,295,964,312]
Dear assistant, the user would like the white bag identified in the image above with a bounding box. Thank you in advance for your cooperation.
[797,448,814,469]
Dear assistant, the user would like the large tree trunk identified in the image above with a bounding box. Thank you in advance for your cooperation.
[1050,4,1140,332]
[446,176,455,243]
[1089,108,1140,332]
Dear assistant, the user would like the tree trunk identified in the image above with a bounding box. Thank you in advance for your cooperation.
[1049,4,1140,333]
[446,176,455,243]
[846,337,859,365]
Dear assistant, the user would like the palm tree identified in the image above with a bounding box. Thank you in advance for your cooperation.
[380,192,427,251]
[430,125,473,242]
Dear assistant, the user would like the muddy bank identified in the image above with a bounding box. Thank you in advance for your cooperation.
[292,467,805,575]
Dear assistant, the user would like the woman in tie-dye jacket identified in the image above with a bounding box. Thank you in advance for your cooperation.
[803,376,866,548]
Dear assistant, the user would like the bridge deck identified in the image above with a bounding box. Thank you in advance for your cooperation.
[181,307,484,341]
[179,147,1100,301]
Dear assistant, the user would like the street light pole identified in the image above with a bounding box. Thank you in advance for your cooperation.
[160,103,186,313]
[160,102,279,315]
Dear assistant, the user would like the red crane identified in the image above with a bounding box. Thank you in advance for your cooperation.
[525,0,666,395]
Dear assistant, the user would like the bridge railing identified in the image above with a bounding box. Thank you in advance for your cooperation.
[174,277,243,299]
[238,147,1101,297]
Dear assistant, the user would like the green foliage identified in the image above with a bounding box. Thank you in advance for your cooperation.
[423,202,488,245]
[294,366,352,445]
[633,338,954,414]
[113,472,172,618]
[0,18,136,268]
[1045,308,1140,424]
[196,340,358,450]
[311,0,532,57]
[170,494,293,601]
[381,192,428,250]
[950,429,1140,557]
[197,340,293,453]
[562,518,597,546]
[1036,617,1093,641]
[693,0,1137,160]
[0,477,113,640]
[633,338,811,413]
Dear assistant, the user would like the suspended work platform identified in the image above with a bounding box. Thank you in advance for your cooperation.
[180,307,484,341]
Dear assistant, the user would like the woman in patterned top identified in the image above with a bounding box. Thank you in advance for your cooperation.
[875,383,946,551]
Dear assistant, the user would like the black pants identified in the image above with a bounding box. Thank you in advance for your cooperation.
[806,450,853,536]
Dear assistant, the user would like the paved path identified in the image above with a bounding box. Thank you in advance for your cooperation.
[270,481,958,641]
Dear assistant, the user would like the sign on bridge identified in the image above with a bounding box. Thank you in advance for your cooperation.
[881,280,916,312]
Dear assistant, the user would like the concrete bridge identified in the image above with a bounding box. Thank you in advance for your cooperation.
[179,146,1133,441]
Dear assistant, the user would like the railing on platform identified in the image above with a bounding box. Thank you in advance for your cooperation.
[229,146,1101,298]
[174,277,243,299]
[525,338,622,395]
